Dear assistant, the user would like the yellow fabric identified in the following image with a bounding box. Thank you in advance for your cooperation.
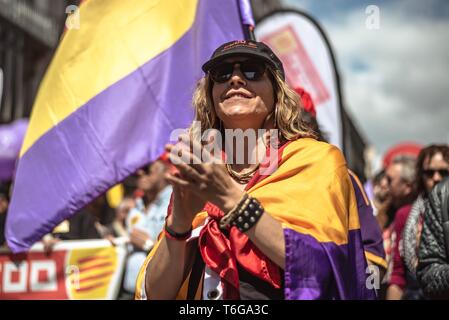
[348,170,370,206]
[135,138,360,298]
[52,220,70,233]
[247,138,360,244]
[106,184,124,209]
[21,0,198,157]
[365,251,388,270]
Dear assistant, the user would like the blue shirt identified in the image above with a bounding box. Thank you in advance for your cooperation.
[126,185,172,241]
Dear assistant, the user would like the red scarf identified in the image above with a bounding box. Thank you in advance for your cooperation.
[198,200,282,299]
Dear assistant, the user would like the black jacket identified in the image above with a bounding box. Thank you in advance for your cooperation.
[417,178,449,299]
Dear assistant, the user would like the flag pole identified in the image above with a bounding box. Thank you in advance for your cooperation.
[247,25,256,41]
[237,0,256,41]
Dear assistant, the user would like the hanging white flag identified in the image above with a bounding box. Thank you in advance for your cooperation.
[255,10,344,150]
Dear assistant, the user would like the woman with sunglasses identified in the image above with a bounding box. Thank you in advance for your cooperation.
[135,40,375,300]
[387,144,449,299]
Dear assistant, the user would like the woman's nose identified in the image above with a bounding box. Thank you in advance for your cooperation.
[228,65,246,86]
[433,171,443,183]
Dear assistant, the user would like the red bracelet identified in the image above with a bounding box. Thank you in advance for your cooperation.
[163,221,192,241]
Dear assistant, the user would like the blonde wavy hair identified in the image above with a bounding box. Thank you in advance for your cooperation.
[189,68,316,142]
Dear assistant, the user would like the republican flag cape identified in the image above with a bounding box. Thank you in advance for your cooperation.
[135,139,376,299]
[6,0,254,253]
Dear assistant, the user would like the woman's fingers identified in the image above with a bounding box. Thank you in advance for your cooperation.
[166,143,203,167]
[198,130,223,164]
[165,144,192,166]
[166,132,225,182]
[165,172,190,187]
[177,133,223,165]
[165,163,208,193]
[176,162,207,183]
[179,134,204,165]
[166,143,206,176]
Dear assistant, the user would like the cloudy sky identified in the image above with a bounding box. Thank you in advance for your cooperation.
[283,0,449,170]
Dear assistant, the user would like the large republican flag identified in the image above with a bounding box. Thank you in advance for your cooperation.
[6,0,254,253]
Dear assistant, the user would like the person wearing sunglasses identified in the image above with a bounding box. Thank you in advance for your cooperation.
[135,40,376,300]
[387,144,449,300]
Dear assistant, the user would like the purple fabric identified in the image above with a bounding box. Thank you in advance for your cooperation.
[284,229,376,300]
[6,0,247,253]
[0,119,28,181]
[0,159,15,182]
[363,180,374,203]
[349,174,386,260]
[238,0,255,26]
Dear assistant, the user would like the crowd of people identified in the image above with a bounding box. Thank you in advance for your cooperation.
[372,145,449,299]
[1,40,448,300]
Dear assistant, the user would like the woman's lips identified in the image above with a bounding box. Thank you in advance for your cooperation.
[223,89,253,101]
[224,93,252,101]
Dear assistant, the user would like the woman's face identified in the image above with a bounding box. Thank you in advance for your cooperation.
[211,57,275,130]
[422,152,449,193]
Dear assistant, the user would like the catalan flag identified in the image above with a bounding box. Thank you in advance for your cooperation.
[6,0,254,253]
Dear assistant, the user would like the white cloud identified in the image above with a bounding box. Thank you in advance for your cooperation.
[282,0,449,172]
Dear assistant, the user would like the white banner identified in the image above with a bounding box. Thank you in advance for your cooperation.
[255,10,344,150]
[0,238,128,299]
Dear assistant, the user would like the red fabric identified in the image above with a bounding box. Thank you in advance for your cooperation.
[294,87,316,117]
[165,188,280,300]
[198,201,282,299]
[389,204,413,289]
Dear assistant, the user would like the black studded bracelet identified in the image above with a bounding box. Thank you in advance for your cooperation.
[219,194,264,232]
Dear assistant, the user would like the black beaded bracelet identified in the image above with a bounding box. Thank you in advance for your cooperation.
[219,194,264,232]
[231,196,264,232]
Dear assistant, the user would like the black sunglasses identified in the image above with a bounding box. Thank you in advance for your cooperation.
[209,60,267,83]
[423,168,449,178]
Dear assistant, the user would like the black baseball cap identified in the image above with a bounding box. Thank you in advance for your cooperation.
[202,40,285,80]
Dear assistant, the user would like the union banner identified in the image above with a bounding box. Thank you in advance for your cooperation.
[0,238,127,299]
